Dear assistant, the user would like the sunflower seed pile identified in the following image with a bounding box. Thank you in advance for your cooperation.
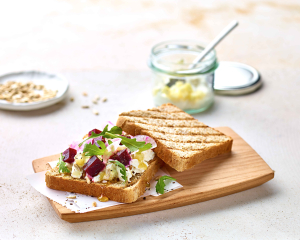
[0,81,57,103]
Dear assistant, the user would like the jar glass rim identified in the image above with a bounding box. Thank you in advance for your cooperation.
[149,39,217,75]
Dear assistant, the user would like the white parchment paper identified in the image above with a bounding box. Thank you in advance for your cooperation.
[27,161,183,213]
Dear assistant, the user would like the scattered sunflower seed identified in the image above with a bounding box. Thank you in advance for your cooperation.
[94,95,100,101]
[81,105,89,109]
[102,97,107,102]
[93,109,99,115]
[82,92,88,96]
[70,97,74,102]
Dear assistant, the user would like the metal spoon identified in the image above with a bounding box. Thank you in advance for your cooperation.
[188,20,239,69]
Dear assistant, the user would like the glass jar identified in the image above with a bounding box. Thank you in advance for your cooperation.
[148,40,218,114]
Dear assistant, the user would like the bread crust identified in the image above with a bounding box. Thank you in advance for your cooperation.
[116,104,233,172]
[45,156,163,203]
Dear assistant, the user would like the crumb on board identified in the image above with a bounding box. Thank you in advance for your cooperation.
[67,195,77,199]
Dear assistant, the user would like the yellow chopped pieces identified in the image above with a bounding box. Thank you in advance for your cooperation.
[156,81,206,103]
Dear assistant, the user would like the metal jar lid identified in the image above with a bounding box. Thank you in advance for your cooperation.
[213,61,262,95]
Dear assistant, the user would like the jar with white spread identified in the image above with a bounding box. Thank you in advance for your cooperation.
[148,40,218,114]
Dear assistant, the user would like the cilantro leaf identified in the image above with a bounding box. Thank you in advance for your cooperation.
[109,160,127,182]
[83,143,106,156]
[155,176,176,195]
[58,153,70,174]
[97,140,106,150]
[108,140,113,145]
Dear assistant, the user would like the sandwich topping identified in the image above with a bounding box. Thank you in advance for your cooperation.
[57,124,157,184]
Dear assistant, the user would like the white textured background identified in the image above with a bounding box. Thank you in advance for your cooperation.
[0,0,300,239]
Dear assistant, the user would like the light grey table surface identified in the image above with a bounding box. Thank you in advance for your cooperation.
[0,69,299,239]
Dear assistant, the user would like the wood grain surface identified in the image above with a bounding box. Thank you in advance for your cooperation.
[32,127,274,223]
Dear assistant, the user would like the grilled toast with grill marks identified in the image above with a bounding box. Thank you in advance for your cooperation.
[116,104,233,172]
[46,156,163,203]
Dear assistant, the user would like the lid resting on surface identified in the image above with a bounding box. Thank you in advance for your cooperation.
[214,61,262,95]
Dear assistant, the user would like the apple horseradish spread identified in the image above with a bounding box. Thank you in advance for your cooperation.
[57,124,157,185]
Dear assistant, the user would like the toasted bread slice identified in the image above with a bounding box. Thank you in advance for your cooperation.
[45,156,163,203]
[116,103,233,172]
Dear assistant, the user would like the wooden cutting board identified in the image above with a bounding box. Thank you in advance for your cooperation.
[32,127,274,223]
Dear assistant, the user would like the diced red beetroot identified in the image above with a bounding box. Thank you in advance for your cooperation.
[62,148,77,163]
[83,156,105,177]
[91,136,106,148]
[88,129,102,137]
[110,149,132,166]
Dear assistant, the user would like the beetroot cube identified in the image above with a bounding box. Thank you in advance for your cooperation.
[83,156,105,177]
[62,148,77,163]
[88,129,102,137]
[110,149,131,167]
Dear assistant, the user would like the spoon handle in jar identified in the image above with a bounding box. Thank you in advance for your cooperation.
[189,20,239,69]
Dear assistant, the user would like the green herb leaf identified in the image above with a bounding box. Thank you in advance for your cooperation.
[79,132,102,147]
[109,160,127,182]
[138,143,152,152]
[97,140,106,150]
[108,126,122,135]
[83,143,106,156]
[78,125,122,147]
[101,124,109,134]
[104,133,150,152]
[108,140,113,145]
[58,153,70,173]
[79,125,153,153]
[155,176,176,195]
